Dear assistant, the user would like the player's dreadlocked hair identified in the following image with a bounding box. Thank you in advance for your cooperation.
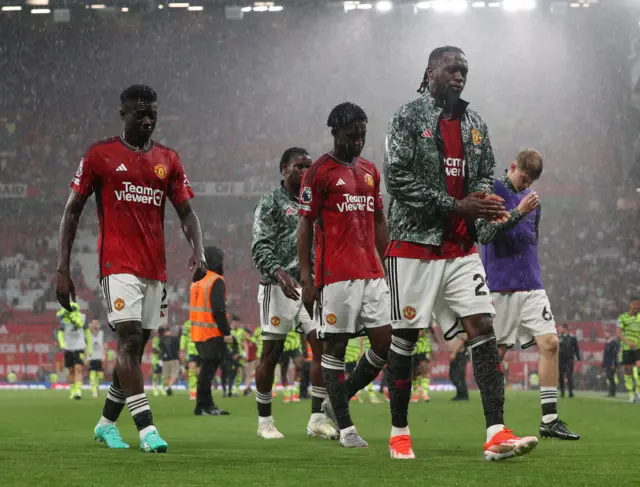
[279,147,309,173]
[120,84,158,104]
[326,102,368,133]
[417,46,466,94]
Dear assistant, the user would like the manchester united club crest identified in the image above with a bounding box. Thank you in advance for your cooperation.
[471,128,483,146]
[403,306,416,320]
[271,316,281,327]
[114,298,125,311]
[285,207,294,216]
[154,164,167,180]
[325,313,337,325]
[364,173,374,187]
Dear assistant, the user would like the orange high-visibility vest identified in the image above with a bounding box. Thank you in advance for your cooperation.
[190,270,225,342]
[307,342,313,361]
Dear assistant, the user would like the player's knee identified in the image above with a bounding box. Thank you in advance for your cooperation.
[262,341,284,367]
[392,328,419,343]
[324,338,347,359]
[119,328,144,357]
[538,334,558,356]
[463,314,494,337]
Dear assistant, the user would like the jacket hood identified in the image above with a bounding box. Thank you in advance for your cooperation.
[204,246,224,275]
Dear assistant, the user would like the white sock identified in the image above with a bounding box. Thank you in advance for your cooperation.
[139,425,157,440]
[259,415,274,425]
[391,426,410,438]
[97,416,114,428]
[486,424,505,442]
[542,414,558,424]
[310,412,324,423]
[339,425,356,439]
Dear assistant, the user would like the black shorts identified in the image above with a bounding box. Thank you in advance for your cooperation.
[188,354,203,367]
[88,360,104,372]
[64,350,84,369]
[621,349,640,365]
[345,361,357,375]
[412,353,429,368]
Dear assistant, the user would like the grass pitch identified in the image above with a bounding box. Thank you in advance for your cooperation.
[0,389,634,487]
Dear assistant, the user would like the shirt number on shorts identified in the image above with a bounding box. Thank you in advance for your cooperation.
[542,306,553,321]
[473,274,488,296]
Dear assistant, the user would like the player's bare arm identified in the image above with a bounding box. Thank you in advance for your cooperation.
[297,215,316,319]
[56,190,88,311]
[374,209,389,275]
[174,199,207,282]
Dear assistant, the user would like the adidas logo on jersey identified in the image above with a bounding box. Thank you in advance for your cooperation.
[116,164,128,172]
[336,178,346,186]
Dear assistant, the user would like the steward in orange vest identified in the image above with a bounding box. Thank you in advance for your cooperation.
[189,246,232,416]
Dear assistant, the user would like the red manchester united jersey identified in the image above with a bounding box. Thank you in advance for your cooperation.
[299,153,384,287]
[70,136,194,282]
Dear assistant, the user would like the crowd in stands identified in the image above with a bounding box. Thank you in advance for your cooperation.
[1,9,638,325]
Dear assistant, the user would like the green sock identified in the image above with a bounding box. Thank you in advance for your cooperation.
[421,377,430,394]
[624,374,634,398]
[633,367,639,390]
[188,369,198,393]
[152,373,158,390]
[90,370,97,393]
[412,379,421,394]
[74,381,82,395]
[293,383,300,396]
[284,387,291,399]
[367,382,376,398]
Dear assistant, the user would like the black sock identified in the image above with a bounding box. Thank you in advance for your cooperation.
[255,390,272,417]
[345,349,386,398]
[102,384,126,422]
[388,336,415,428]
[469,333,505,428]
[126,393,154,431]
[321,354,352,430]
[310,386,327,414]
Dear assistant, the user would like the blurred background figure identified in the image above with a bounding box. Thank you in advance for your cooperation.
[87,319,105,399]
[56,302,90,400]
[602,330,620,398]
[558,324,581,398]
[449,334,469,401]
[159,326,180,396]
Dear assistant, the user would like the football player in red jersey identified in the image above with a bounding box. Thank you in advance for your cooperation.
[297,103,392,449]
[56,85,207,453]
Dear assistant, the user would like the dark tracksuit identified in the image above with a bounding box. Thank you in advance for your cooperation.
[603,338,620,397]
[558,333,580,397]
[450,341,470,400]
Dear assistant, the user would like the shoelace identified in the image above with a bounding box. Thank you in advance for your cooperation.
[391,436,412,452]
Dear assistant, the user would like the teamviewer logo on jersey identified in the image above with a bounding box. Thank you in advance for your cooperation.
[444,158,466,177]
[337,194,374,213]
[115,182,164,207]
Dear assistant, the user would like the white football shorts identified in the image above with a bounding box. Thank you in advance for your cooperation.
[258,283,316,340]
[319,278,391,336]
[492,290,557,348]
[101,274,168,331]
[386,253,495,340]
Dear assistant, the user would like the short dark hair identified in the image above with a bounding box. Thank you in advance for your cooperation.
[279,147,309,173]
[417,46,466,94]
[120,84,157,105]
[327,102,368,131]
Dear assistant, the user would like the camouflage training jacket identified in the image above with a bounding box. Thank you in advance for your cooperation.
[251,183,305,284]
[384,91,496,246]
